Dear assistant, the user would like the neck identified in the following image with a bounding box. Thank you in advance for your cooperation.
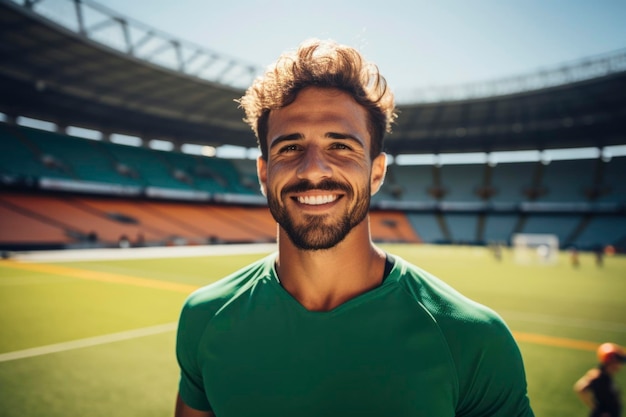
[275,219,386,311]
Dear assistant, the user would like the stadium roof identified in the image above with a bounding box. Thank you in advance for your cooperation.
[1,0,625,156]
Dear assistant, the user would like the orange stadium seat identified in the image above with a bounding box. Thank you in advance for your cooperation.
[0,201,70,244]
[0,193,162,245]
[370,211,421,243]
[109,199,276,244]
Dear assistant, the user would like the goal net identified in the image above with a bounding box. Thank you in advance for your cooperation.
[512,233,559,265]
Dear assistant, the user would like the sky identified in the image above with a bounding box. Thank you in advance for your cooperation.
[98,0,626,101]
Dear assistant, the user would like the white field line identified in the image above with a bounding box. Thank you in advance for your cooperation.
[501,310,626,333]
[0,322,177,363]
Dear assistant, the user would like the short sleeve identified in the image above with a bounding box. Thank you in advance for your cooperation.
[455,317,534,417]
[176,300,212,412]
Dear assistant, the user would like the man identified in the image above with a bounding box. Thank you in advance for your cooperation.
[574,342,624,417]
[175,38,534,417]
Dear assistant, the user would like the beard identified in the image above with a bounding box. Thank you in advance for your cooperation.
[267,178,371,251]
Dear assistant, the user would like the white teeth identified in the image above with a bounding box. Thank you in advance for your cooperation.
[297,195,338,205]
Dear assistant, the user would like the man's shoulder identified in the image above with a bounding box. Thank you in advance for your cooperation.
[392,255,505,328]
[183,253,276,314]
[586,368,602,381]
[392,256,530,408]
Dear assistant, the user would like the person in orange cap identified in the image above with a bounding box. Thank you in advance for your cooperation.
[574,342,625,417]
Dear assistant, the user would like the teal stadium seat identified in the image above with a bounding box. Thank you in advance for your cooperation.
[99,141,194,190]
[388,165,437,202]
[444,213,480,243]
[573,215,626,249]
[597,156,626,203]
[407,213,447,243]
[439,164,485,202]
[0,125,50,179]
[489,162,537,202]
[19,126,142,186]
[537,159,597,202]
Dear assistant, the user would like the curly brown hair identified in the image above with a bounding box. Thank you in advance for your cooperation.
[238,39,397,160]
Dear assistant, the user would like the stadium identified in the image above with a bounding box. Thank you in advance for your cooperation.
[0,0,625,416]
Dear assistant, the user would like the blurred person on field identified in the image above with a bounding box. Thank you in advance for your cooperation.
[571,247,581,268]
[594,245,605,268]
[174,38,534,417]
[575,342,625,417]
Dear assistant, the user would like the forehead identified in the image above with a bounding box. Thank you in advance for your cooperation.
[267,87,370,143]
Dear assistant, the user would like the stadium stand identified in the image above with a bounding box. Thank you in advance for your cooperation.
[0,0,624,253]
[0,198,74,246]
[0,192,277,249]
[17,125,141,186]
[369,211,421,243]
[482,214,519,244]
[407,213,448,244]
[598,156,626,203]
[572,215,626,250]
[0,138,32,178]
[521,214,585,247]
[384,164,437,202]
[439,164,485,202]
[537,159,598,202]
[444,213,481,244]
[100,141,193,190]
[489,162,540,202]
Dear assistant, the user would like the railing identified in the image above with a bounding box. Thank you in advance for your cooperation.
[397,48,626,103]
[8,0,263,89]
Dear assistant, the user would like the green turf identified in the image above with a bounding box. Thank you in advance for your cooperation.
[1,244,624,416]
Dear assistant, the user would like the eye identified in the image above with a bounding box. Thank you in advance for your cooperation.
[330,142,352,150]
[278,144,301,154]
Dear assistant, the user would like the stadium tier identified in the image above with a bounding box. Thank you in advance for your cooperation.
[1,123,625,251]
[0,191,421,250]
[0,124,259,196]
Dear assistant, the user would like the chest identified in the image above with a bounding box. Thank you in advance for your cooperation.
[199,291,458,416]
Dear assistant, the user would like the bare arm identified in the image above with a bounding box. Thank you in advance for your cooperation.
[573,370,597,410]
[175,393,215,417]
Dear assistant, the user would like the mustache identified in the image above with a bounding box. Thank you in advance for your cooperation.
[281,179,352,195]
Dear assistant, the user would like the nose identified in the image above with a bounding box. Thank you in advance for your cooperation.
[296,146,332,182]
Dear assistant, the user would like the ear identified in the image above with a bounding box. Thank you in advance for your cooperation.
[257,156,268,197]
[370,152,387,196]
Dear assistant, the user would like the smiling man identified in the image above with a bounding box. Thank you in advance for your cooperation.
[174,39,535,417]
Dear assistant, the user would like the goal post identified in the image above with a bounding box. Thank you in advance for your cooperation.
[512,233,559,265]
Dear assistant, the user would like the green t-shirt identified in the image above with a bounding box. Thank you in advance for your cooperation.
[176,253,534,417]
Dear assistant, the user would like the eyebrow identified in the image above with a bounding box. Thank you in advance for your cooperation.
[269,132,365,150]
[269,133,303,150]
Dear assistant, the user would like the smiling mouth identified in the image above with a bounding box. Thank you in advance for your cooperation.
[296,194,339,205]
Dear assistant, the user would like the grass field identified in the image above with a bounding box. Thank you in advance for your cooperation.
[1,244,625,417]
